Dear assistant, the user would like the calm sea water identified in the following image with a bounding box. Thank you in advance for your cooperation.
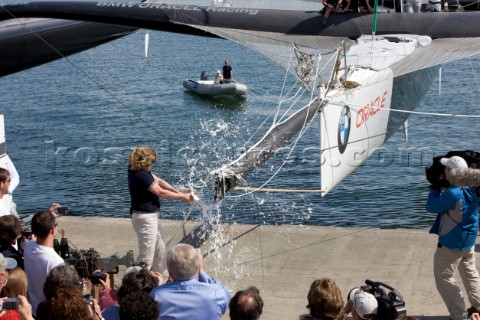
[1,17,479,229]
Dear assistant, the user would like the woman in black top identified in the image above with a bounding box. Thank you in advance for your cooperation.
[128,147,191,272]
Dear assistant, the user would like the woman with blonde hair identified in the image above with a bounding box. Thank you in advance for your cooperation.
[128,146,192,273]
[1,267,27,298]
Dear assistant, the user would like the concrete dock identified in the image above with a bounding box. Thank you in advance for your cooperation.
[58,216,475,320]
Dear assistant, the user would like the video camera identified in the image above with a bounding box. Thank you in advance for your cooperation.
[426,150,480,188]
[96,250,136,274]
[18,214,33,238]
[360,279,406,320]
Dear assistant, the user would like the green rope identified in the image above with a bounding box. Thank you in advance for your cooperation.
[372,0,379,36]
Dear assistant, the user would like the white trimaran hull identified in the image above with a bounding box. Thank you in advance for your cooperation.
[318,35,433,194]
[320,68,393,194]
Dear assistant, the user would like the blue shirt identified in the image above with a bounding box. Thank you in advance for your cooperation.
[427,186,479,251]
[150,272,230,320]
[128,169,160,213]
[102,305,120,320]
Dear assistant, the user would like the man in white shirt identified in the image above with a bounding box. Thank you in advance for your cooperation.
[0,168,11,217]
[24,210,64,316]
[0,154,19,216]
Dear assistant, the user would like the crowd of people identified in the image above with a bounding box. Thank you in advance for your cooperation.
[321,0,450,25]
[2,145,480,320]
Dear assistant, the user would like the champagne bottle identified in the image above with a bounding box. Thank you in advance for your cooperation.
[60,227,70,259]
[53,237,60,255]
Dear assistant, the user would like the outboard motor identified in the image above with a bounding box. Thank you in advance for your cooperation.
[200,71,209,80]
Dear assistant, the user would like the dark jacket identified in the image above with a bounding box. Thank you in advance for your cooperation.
[0,240,24,270]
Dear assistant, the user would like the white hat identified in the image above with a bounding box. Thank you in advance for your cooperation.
[440,156,468,170]
[349,288,378,319]
[216,70,221,74]
[0,253,17,272]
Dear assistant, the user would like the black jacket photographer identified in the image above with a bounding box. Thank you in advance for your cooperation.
[0,215,24,270]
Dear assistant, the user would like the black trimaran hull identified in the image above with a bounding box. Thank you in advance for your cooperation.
[1,1,480,78]
[1,1,480,38]
[0,19,136,77]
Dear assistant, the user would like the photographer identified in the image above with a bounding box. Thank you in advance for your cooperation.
[337,288,377,320]
[426,156,480,320]
[101,268,162,320]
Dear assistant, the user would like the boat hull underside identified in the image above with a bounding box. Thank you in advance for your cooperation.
[386,66,440,141]
[0,19,137,77]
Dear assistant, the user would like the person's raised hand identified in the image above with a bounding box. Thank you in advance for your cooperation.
[197,248,204,273]
[150,271,164,286]
[98,272,111,290]
[49,203,61,217]
[16,295,34,320]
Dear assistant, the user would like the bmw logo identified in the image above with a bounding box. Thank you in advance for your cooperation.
[337,105,351,154]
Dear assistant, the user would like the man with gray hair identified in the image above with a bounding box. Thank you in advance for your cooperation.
[150,243,230,320]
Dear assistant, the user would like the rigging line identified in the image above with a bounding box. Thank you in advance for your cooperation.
[327,99,480,118]
[316,110,457,154]
[273,48,296,124]
[224,48,330,197]
[273,50,329,124]
[278,83,303,105]
[244,74,308,148]
[278,77,305,104]
[276,46,327,124]
[277,86,310,124]
[468,57,480,93]
[0,7,179,149]
[217,227,373,270]
[274,80,302,114]
[246,86,273,99]
[242,107,278,147]
[310,51,324,101]
[226,99,320,199]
